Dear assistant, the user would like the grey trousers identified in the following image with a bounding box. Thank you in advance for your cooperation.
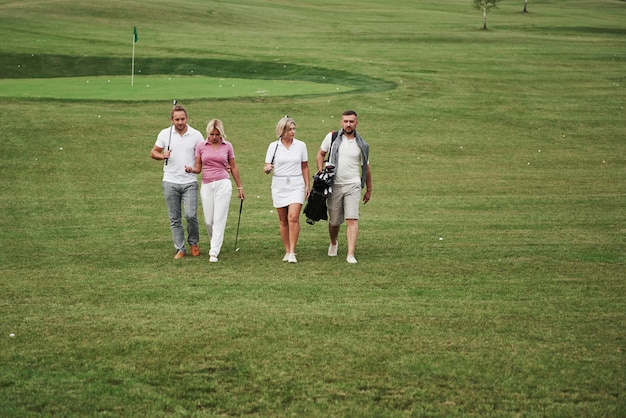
[162,181,199,253]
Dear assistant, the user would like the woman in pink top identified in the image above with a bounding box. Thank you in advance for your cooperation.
[186,119,244,262]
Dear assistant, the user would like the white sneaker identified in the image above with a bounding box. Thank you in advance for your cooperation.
[328,241,338,257]
[209,251,218,263]
[287,253,297,263]
[346,255,357,264]
[282,253,290,262]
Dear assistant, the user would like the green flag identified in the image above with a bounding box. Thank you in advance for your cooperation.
[133,26,138,42]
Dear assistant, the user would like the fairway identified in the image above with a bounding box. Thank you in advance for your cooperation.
[0,75,351,100]
[0,0,624,416]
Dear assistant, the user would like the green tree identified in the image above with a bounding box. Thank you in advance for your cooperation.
[473,0,501,30]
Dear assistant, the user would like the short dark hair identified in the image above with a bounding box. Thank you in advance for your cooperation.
[171,105,187,118]
[342,110,357,118]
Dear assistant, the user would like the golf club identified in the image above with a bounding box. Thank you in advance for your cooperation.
[164,99,177,165]
[234,198,243,251]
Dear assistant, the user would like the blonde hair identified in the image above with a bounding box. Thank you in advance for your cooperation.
[206,119,227,140]
[275,115,295,138]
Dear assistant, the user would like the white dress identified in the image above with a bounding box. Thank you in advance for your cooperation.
[265,139,308,207]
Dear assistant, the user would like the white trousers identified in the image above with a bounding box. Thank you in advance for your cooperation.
[200,178,232,257]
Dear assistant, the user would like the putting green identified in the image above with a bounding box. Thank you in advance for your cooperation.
[0,75,352,101]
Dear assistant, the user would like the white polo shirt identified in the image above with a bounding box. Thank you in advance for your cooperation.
[155,125,204,184]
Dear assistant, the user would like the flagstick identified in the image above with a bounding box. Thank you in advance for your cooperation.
[131,33,135,87]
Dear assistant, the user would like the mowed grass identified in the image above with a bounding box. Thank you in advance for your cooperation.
[0,0,625,416]
[0,75,351,100]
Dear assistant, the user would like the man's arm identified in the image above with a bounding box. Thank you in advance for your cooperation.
[150,145,169,161]
[316,149,327,173]
[363,165,372,204]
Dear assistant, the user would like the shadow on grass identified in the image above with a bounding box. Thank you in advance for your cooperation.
[1,53,395,96]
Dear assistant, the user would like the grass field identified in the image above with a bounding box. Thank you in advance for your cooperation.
[0,0,624,416]
[0,75,352,100]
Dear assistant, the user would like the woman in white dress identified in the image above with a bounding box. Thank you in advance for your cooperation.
[264,116,310,263]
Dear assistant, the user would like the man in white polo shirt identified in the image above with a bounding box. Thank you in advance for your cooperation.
[316,110,372,264]
[150,105,204,259]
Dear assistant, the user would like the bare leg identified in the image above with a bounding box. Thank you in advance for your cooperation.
[346,219,359,257]
[276,207,290,254]
[329,223,340,246]
[287,203,302,253]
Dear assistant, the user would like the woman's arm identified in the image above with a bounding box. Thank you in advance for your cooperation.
[184,155,202,174]
[301,161,310,199]
[229,158,245,200]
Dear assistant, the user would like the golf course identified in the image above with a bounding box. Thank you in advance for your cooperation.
[0,0,624,416]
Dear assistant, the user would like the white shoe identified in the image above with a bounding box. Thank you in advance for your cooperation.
[209,251,218,263]
[287,253,297,263]
[346,255,357,264]
[328,241,338,257]
[282,253,290,262]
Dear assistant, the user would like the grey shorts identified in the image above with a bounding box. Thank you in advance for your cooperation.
[327,183,361,226]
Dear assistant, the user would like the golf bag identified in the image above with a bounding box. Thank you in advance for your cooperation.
[304,164,335,225]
